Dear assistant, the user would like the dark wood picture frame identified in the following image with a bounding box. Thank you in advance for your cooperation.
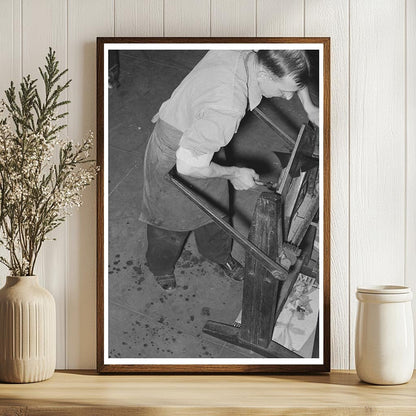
[97,37,330,373]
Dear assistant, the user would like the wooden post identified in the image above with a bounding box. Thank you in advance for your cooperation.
[240,192,283,348]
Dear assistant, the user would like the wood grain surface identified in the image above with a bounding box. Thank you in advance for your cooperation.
[0,371,415,415]
[115,0,163,37]
[305,0,350,371]
[349,0,406,369]
[211,0,256,37]
[164,0,211,37]
[257,0,304,37]
[0,0,414,371]
[21,0,68,369]
[406,0,416,367]
[95,36,330,374]
[67,0,114,370]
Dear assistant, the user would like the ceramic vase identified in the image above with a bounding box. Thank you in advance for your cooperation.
[355,285,414,385]
[0,276,56,383]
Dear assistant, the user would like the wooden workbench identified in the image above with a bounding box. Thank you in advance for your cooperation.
[0,370,415,415]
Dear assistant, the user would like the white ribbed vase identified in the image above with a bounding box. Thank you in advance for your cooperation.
[0,276,56,383]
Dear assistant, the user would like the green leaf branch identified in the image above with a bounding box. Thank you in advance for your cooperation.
[0,48,97,276]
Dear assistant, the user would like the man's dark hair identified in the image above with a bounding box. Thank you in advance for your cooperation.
[257,50,311,88]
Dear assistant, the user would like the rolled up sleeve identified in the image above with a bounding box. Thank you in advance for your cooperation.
[179,107,243,157]
[176,147,213,168]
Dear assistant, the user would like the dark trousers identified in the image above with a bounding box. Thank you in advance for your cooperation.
[146,221,232,276]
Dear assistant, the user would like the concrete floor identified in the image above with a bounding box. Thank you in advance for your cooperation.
[107,50,316,359]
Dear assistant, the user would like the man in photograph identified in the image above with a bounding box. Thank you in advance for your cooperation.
[139,49,319,291]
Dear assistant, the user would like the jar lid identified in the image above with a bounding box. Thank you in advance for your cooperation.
[357,285,411,294]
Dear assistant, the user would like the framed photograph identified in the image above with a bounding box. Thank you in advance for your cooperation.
[97,37,330,373]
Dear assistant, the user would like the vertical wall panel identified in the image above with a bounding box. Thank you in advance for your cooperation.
[211,0,256,37]
[305,0,350,370]
[67,0,114,369]
[0,0,21,287]
[257,0,304,36]
[22,0,68,369]
[115,0,163,36]
[164,0,210,36]
[0,0,13,101]
[0,0,21,99]
[406,0,416,364]
[350,0,406,368]
[0,0,414,371]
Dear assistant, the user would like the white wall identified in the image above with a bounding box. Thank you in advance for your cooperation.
[0,0,414,370]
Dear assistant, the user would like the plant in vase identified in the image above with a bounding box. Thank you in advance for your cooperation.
[0,48,96,383]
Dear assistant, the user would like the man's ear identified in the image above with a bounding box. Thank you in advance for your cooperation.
[257,69,269,80]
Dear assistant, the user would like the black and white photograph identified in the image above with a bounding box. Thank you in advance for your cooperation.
[97,39,330,372]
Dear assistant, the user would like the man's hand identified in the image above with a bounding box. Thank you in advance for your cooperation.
[176,150,259,190]
[230,167,259,190]
[307,106,319,127]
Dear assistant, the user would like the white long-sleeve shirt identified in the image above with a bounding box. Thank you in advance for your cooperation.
[157,50,263,167]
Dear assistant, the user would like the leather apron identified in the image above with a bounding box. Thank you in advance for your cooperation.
[139,118,229,231]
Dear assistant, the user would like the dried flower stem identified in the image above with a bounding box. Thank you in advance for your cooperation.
[0,48,96,276]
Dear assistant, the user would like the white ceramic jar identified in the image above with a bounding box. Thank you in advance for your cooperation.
[355,285,414,385]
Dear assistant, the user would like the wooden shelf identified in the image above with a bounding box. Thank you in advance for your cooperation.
[0,370,415,415]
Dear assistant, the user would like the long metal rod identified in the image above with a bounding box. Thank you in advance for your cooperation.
[253,107,295,147]
[169,171,288,281]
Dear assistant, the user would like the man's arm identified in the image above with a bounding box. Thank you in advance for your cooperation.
[176,147,258,190]
[297,86,319,127]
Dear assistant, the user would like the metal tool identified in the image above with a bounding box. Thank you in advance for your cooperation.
[254,179,278,191]
[252,107,295,148]
[168,168,288,281]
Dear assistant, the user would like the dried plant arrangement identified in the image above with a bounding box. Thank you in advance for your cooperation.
[0,48,96,276]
